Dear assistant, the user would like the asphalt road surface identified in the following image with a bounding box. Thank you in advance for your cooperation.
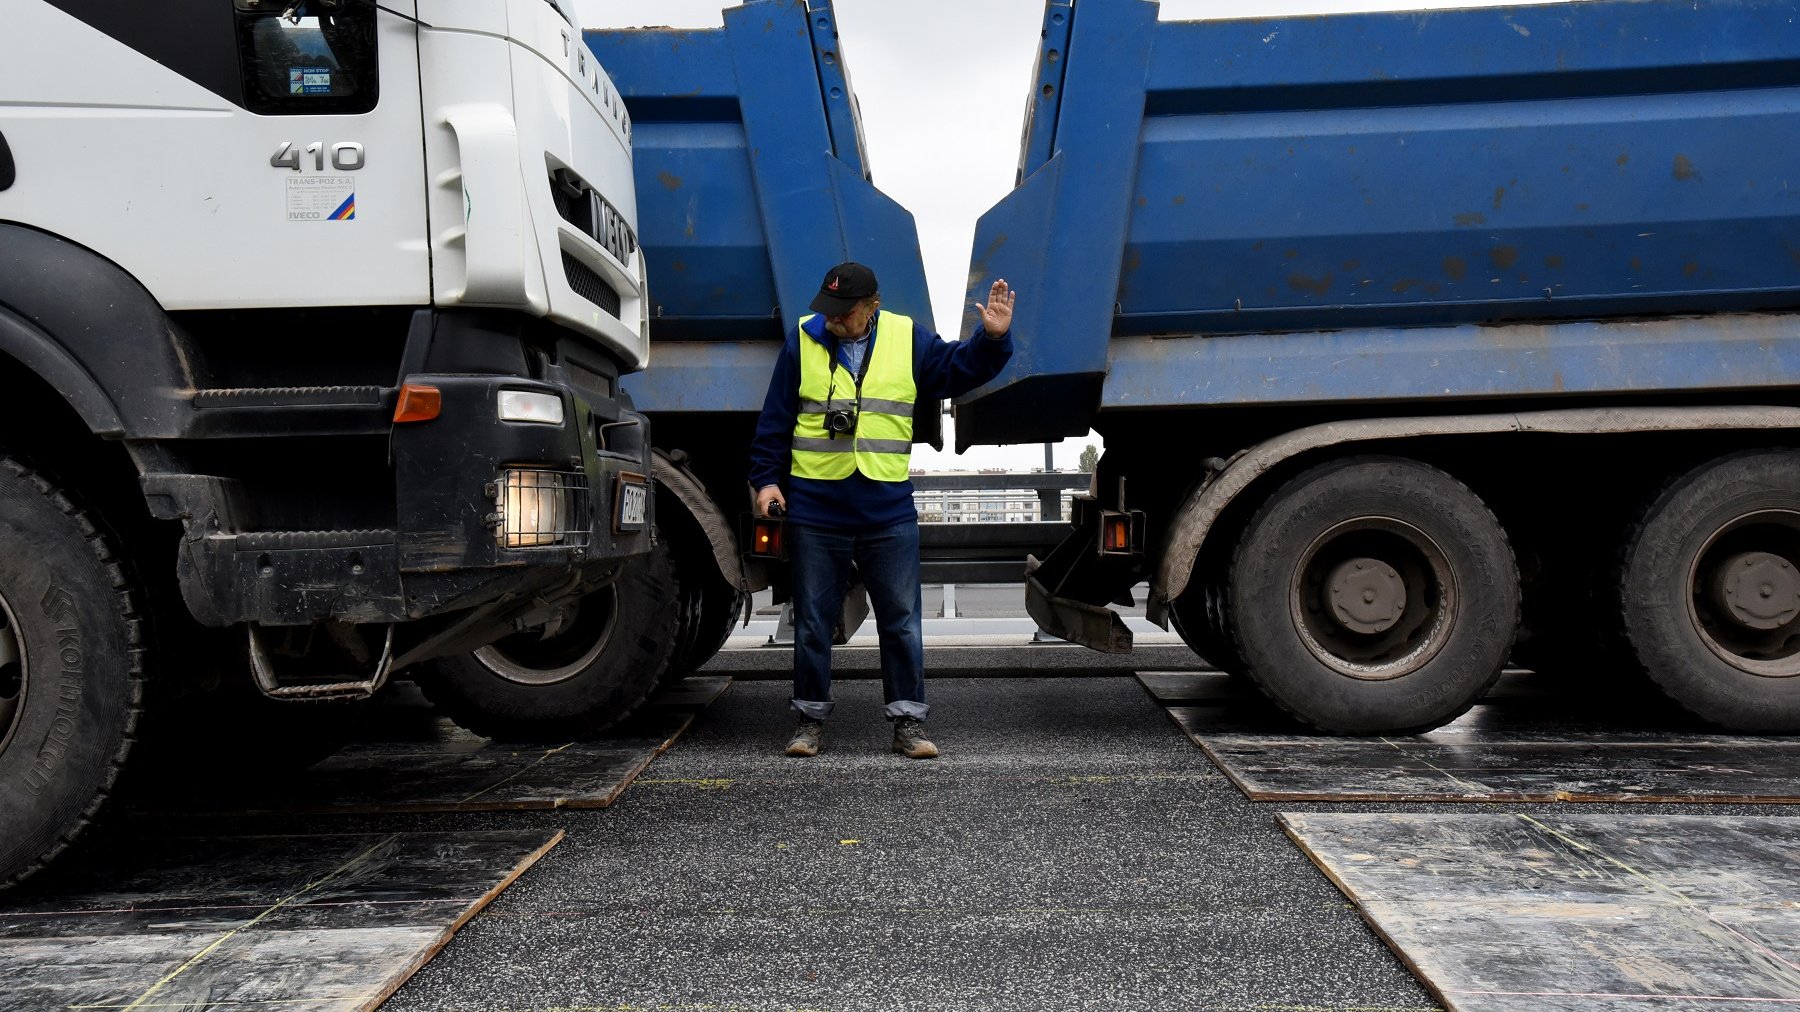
[377,674,1440,1012]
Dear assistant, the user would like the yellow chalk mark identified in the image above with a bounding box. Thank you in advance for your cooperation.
[838,839,860,845]
[112,837,397,1012]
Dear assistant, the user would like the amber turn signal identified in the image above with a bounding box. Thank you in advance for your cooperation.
[393,384,443,423]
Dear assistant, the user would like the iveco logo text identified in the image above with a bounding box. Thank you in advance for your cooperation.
[595,195,635,265]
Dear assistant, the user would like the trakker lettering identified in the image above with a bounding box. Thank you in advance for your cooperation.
[25,585,84,797]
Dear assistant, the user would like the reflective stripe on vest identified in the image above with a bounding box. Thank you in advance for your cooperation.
[791,311,917,482]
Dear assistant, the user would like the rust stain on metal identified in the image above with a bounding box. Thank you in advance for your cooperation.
[1443,256,1468,282]
[1454,212,1487,227]
[671,260,687,273]
[1284,249,1300,261]
[1673,154,1700,181]
[1136,196,1148,208]
[1617,153,1630,166]
[1544,255,1565,269]
[1123,248,1143,274]
[1630,257,1643,272]
[1172,195,1187,206]
[1341,259,1360,271]
[1391,278,1422,294]
[657,171,683,191]
[1492,186,1506,211]
[1683,261,1700,277]
[1489,246,1519,271]
[1287,272,1334,298]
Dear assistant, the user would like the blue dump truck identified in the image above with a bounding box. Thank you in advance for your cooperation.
[586,0,937,678]
[961,0,1800,733]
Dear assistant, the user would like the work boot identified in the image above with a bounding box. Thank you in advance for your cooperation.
[785,718,824,757]
[891,717,939,759]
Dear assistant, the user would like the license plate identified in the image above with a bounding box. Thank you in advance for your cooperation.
[615,475,648,531]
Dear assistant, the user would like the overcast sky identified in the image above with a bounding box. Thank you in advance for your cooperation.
[576,0,1564,470]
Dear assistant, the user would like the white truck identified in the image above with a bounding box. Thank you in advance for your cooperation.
[0,0,668,886]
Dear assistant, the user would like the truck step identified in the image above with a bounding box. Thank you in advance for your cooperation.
[194,385,386,408]
[229,529,397,552]
[188,386,391,438]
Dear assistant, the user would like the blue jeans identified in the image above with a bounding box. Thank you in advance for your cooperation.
[789,519,927,722]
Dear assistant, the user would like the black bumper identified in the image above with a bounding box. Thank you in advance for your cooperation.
[160,311,654,627]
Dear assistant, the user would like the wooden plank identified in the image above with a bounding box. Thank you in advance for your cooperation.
[652,675,733,712]
[0,829,561,1012]
[1158,693,1800,804]
[1136,669,1546,707]
[155,678,725,815]
[1133,670,1235,705]
[1280,813,1800,1011]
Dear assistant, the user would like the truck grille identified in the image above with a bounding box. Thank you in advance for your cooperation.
[550,168,637,268]
[563,252,622,317]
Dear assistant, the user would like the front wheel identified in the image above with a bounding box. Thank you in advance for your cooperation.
[1620,449,1800,731]
[0,458,142,889]
[418,538,678,740]
[1227,456,1519,734]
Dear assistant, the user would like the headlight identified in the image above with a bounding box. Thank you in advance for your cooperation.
[498,390,566,426]
[495,469,586,548]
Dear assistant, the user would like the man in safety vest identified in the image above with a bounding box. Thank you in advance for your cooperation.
[750,262,1015,759]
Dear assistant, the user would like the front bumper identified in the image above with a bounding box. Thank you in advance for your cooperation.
[164,311,654,628]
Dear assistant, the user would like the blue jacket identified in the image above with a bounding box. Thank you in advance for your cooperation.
[749,311,1014,532]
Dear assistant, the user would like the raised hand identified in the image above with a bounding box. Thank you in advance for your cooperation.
[976,278,1016,337]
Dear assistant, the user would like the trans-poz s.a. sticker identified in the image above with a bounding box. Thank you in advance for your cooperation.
[286,175,355,221]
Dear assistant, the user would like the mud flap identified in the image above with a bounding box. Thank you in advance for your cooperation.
[1025,555,1132,654]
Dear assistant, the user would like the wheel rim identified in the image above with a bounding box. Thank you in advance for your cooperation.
[1686,509,1800,678]
[0,589,26,755]
[472,588,619,687]
[1289,516,1458,681]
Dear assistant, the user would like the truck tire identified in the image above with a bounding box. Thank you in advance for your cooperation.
[0,458,142,889]
[418,538,678,740]
[661,539,744,687]
[1227,456,1519,734]
[1170,580,1244,675]
[1619,449,1800,731]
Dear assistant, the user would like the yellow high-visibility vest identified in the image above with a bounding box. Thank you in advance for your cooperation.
[791,312,916,482]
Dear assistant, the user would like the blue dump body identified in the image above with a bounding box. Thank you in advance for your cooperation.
[959,0,1800,448]
[587,1,934,426]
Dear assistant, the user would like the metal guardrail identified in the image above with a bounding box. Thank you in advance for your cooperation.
[913,472,1090,583]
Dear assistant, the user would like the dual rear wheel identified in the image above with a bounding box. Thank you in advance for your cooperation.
[1180,449,1800,734]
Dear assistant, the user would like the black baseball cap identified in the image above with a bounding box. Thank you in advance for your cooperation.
[809,261,879,316]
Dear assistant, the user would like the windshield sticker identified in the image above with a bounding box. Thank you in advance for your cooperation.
[286,176,356,222]
[290,67,333,95]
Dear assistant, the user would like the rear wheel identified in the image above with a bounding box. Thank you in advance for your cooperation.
[1620,449,1800,731]
[419,538,679,740]
[0,458,142,889]
[661,538,743,688]
[1170,579,1243,675]
[1227,456,1519,734]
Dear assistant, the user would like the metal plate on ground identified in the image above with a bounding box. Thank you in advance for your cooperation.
[0,829,561,1012]
[1141,675,1800,803]
[166,678,729,815]
[1280,812,1800,1011]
